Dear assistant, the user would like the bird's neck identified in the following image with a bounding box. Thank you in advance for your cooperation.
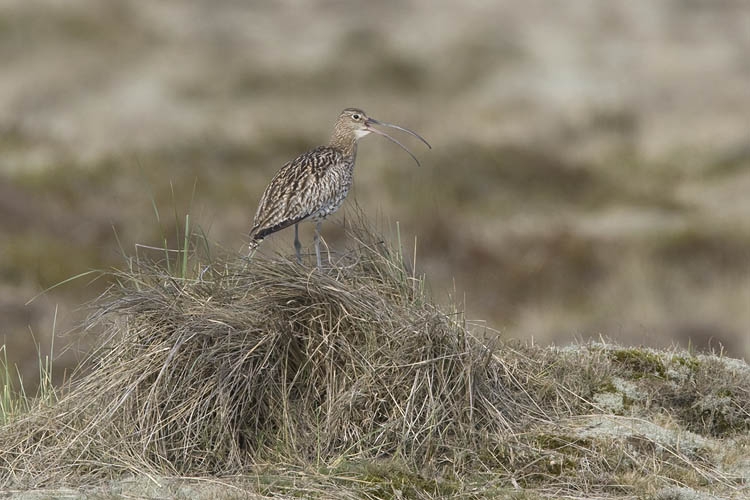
[328,133,358,159]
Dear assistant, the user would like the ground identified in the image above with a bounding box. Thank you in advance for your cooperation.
[0,241,748,498]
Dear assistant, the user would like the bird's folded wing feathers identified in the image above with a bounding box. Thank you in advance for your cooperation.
[249,149,341,241]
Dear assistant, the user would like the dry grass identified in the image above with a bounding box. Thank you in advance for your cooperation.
[0,223,518,482]
[0,221,747,498]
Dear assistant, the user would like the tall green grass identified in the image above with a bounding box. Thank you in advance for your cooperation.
[0,308,58,425]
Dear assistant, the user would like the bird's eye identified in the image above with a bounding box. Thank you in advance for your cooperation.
[352,114,361,120]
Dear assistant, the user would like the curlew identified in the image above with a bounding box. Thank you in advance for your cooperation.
[248,108,430,268]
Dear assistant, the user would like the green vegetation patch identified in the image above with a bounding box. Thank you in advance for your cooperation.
[609,347,667,379]
[598,345,750,439]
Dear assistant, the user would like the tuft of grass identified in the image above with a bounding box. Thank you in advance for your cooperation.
[0,317,58,425]
[0,345,17,423]
[0,222,523,483]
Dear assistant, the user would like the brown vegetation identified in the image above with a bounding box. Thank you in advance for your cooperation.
[0,224,747,498]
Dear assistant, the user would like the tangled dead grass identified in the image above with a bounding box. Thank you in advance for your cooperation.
[0,222,748,498]
[0,225,522,481]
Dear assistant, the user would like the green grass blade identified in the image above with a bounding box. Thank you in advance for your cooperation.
[182,214,190,280]
[24,270,102,306]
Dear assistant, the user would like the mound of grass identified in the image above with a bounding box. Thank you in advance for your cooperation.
[0,226,518,482]
[0,223,747,498]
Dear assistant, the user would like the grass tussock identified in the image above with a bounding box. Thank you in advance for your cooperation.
[0,222,748,498]
[0,225,523,483]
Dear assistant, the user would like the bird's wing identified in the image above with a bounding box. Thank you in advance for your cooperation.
[249,147,342,241]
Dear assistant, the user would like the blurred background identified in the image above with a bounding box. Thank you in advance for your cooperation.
[1,0,749,388]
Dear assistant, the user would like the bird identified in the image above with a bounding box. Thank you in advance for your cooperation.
[248,108,431,268]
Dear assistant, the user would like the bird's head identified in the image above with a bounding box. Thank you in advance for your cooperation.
[332,108,431,166]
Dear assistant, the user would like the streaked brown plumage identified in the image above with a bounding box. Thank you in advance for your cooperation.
[248,108,430,268]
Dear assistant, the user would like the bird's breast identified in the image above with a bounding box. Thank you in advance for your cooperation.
[310,161,354,220]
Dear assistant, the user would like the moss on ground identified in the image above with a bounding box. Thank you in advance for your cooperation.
[609,347,667,379]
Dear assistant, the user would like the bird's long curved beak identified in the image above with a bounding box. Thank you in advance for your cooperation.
[365,117,432,167]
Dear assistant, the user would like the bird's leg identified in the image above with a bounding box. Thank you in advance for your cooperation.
[314,221,322,269]
[294,223,302,264]
[320,231,332,266]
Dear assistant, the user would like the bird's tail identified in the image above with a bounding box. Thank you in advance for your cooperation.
[248,217,270,258]
[247,236,262,258]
